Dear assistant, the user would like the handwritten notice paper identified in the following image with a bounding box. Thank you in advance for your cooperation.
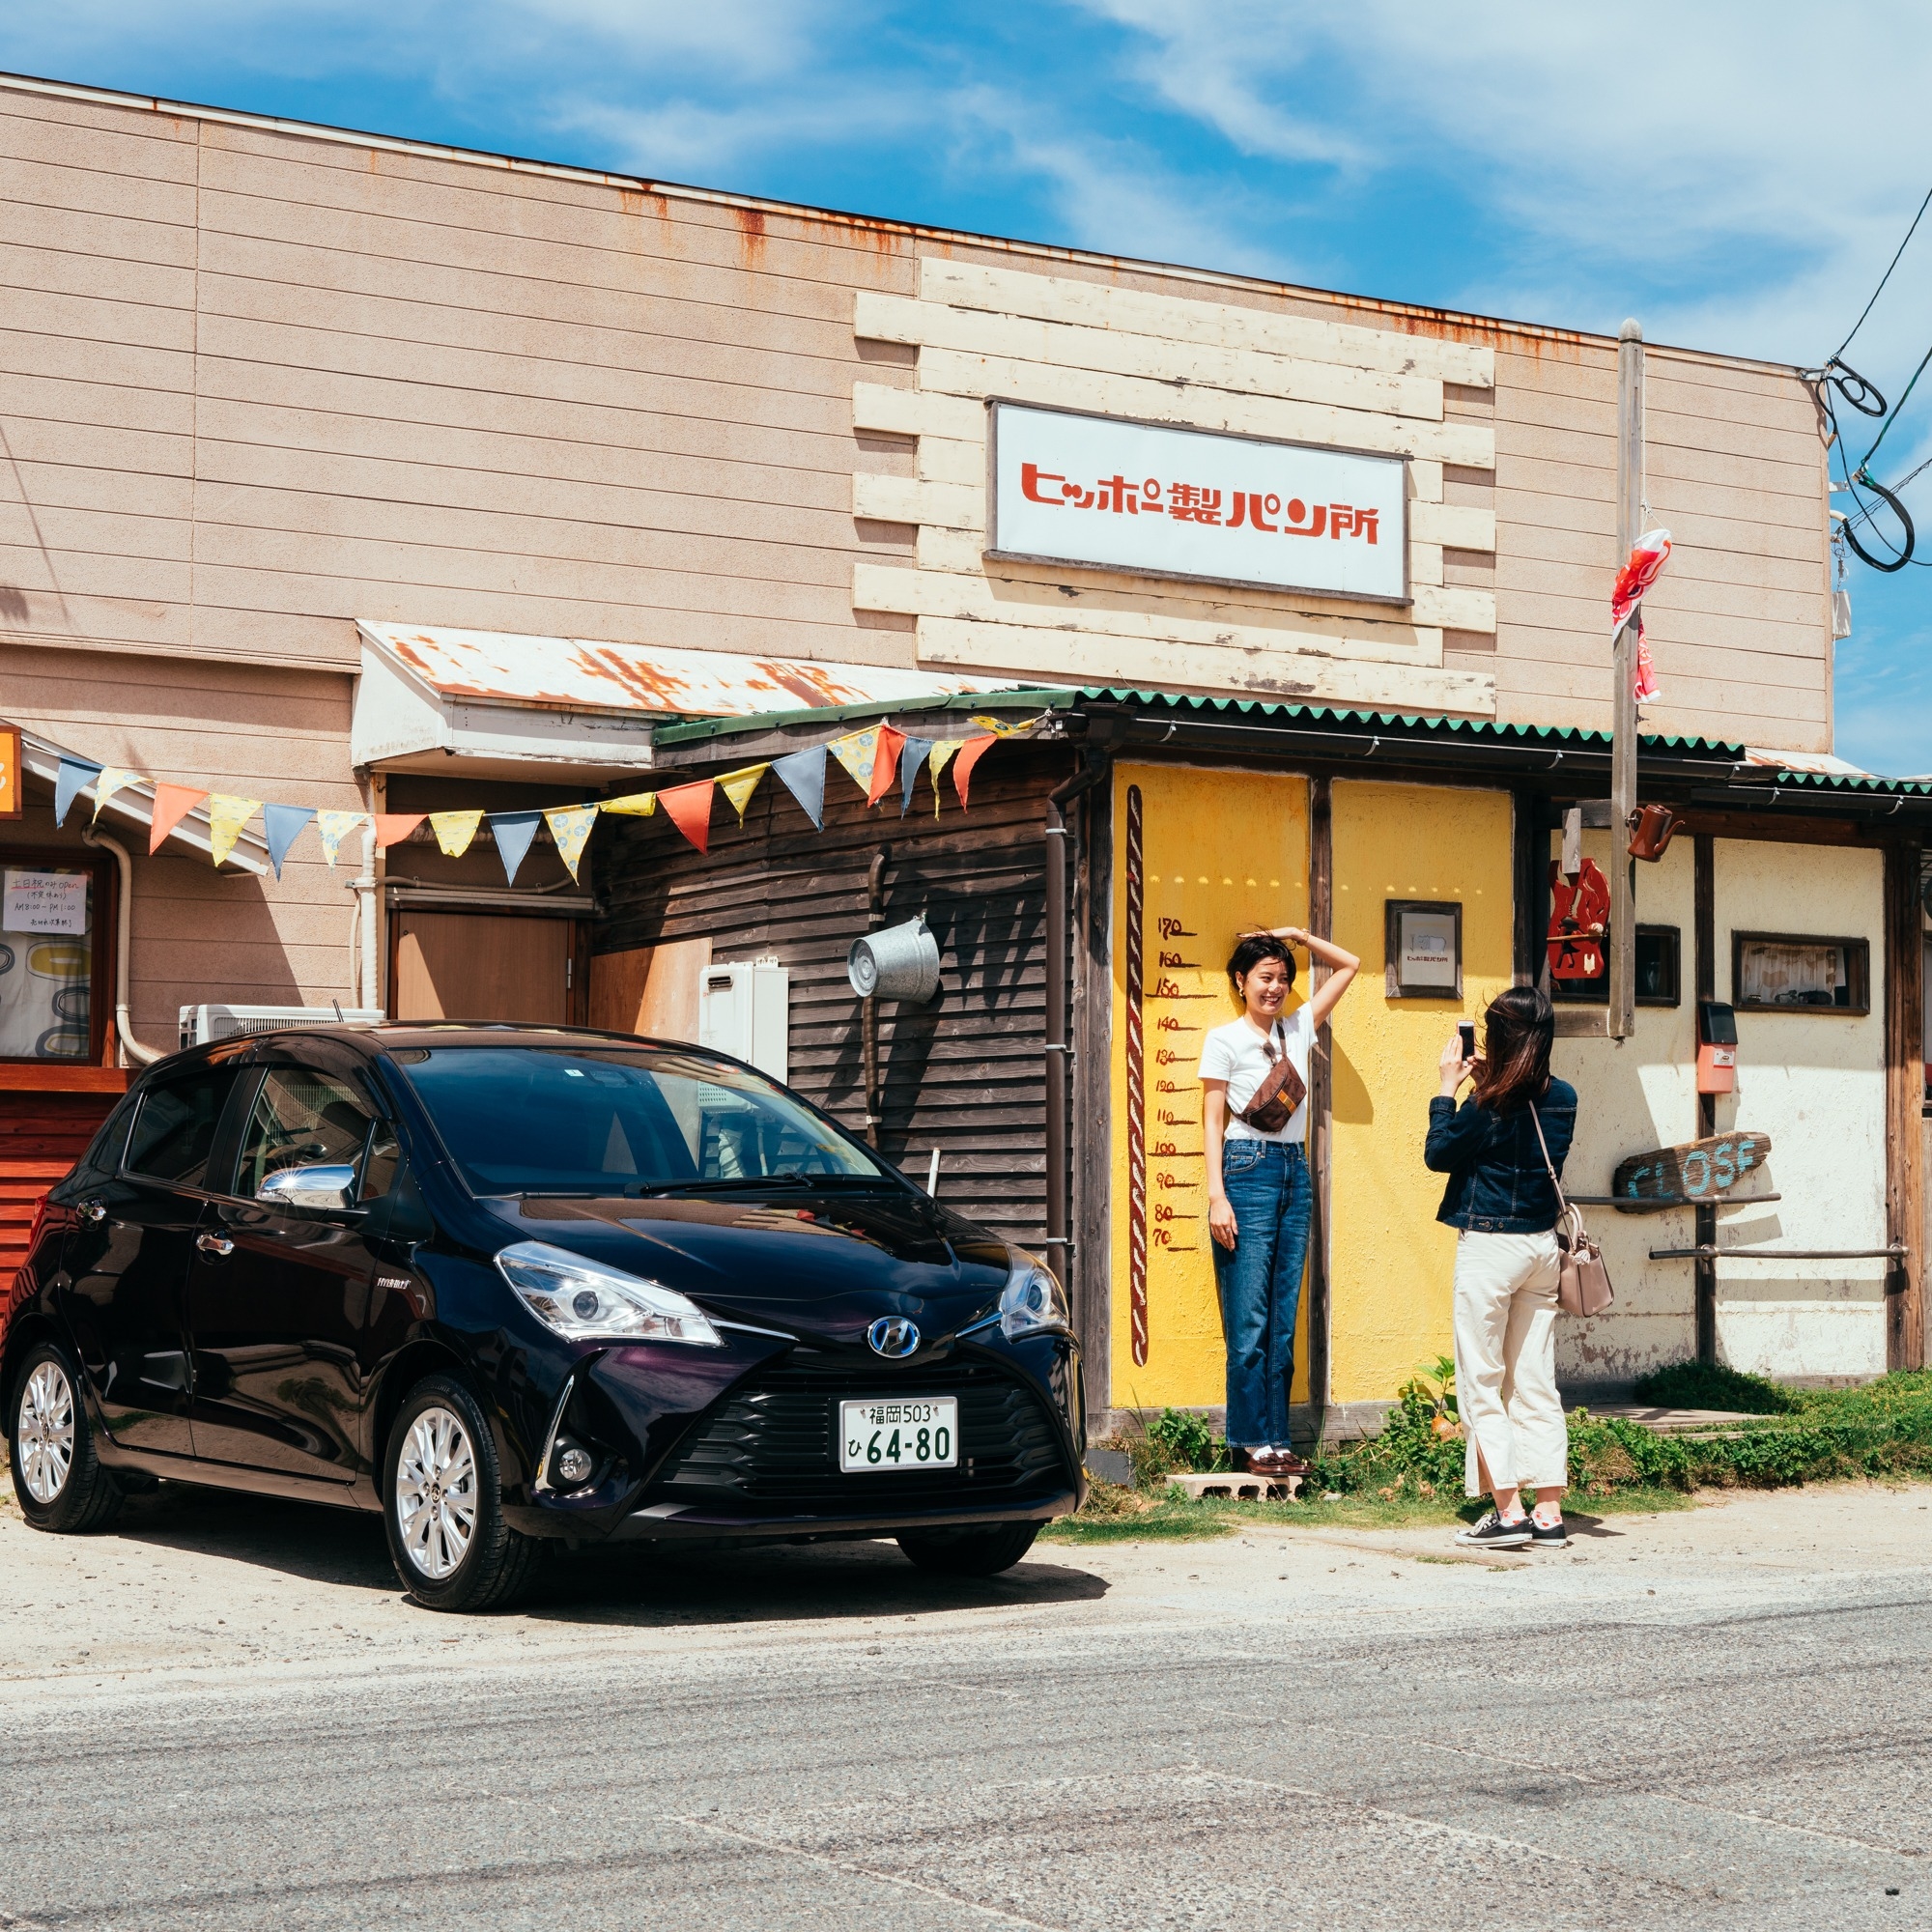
[1612,1132,1772,1206]
[3,868,89,936]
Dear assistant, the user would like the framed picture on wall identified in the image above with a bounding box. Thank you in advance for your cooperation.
[1384,899,1463,999]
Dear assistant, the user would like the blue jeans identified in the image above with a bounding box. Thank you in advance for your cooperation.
[1211,1139,1313,1449]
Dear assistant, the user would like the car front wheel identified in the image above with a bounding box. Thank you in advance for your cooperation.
[383,1375,536,1613]
[9,1343,124,1535]
[896,1520,1039,1577]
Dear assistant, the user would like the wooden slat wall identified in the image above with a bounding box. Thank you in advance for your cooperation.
[0,1093,117,1279]
[596,751,1059,1251]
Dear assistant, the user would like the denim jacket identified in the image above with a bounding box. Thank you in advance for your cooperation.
[1424,1077,1577,1234]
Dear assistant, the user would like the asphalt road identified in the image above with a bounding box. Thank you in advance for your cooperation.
[1,1477,1928,1932]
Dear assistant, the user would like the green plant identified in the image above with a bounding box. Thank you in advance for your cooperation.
[1147,1406,1225,1473]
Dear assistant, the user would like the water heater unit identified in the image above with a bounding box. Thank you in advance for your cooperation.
[698,959,789,1082]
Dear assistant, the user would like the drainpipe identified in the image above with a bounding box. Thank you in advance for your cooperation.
[353,775,381,1013]
[1043,753,1109,1278]
[862,848,887,1149]
[81,828,163,1066]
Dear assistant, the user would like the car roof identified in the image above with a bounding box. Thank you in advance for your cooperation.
[150,1022,694,1073]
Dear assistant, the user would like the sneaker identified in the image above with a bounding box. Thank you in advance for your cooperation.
[1527,1513,1569,1548]
[1454,1509,1532,1548]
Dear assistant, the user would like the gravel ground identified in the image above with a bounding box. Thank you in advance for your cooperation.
[0,1473,1927,1930]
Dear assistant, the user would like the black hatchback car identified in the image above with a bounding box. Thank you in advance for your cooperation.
[1,1025,1084,1610]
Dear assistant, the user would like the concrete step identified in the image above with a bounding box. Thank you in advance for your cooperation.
[1164,1469,1304,1501]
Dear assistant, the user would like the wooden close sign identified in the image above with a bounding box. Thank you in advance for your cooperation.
[0,723,19,819]
[1613,1132,1772,1206]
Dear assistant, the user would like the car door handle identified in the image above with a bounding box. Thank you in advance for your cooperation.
[196,1233,235,1257]
[78,1199,106,1222]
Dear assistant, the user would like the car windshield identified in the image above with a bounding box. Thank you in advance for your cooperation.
[392,1043,894,1197]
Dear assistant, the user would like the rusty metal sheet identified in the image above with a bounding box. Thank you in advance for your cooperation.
[359,622,1006,720]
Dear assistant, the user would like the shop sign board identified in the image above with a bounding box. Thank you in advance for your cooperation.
[1612,1131,1773,1207]
[986,401,1409,603]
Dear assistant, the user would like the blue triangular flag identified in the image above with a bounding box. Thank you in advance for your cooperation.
[772,744,827,829]
[54,756,101,828]
[262,803,316,881]
[490,810,543,885]
[898,735,935,816]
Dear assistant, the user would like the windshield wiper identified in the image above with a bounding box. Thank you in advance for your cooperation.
[626,1172,891,1197]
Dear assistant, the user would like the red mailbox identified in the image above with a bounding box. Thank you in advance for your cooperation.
[1697,1000,1737,1096]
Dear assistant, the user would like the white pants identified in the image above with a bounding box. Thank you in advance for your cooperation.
[1452,1229,1567,1497]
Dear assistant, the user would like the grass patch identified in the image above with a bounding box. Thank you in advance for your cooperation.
[1059,1369,1932,1542]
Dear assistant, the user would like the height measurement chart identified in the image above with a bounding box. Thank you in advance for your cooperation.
[1111,766,1310,1409]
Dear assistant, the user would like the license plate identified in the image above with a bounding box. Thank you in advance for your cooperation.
[838,1396,958,1472]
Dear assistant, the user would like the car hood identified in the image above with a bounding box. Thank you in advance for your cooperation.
[482,1186,1017,1343]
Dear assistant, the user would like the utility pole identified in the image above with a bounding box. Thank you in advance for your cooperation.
[1608,318,1644,1040]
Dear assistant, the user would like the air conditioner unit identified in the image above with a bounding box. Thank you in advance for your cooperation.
[179,1004,385,1049]
[697,959,788,1081]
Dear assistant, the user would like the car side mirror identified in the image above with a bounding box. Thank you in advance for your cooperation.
[258,1162,359,1211]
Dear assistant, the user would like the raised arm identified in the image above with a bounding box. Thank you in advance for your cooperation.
[1273,926,1360,1033]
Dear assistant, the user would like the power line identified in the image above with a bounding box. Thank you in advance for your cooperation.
[1835,182,1932,359]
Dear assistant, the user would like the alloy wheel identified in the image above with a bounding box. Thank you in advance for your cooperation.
[394,1405,477,1579]
[18,1360,75,1505]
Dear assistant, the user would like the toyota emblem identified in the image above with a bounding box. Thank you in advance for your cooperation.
[867,1316,920,1358]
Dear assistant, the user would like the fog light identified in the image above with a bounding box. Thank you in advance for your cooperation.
[554,1443,594,1486]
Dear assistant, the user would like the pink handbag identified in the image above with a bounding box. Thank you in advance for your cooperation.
[1530,1102,1614,1318]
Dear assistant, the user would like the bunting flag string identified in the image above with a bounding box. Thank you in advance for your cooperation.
[771,744,827,828]
[544,805,599,882]
[263,804,315,881]
[719,763,769,826]
[430,809,483,857]
[26,721,1010,871]
[207,795,262,870]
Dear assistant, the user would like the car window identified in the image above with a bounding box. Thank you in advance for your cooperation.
[358,1122,402,1203]
[126,1066,243,1187]
[236,1066,376,1200]
[81,1091,140,1176]
[393,1043,888,1196]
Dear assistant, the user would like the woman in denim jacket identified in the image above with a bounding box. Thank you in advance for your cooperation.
[1425,985,1577,1549]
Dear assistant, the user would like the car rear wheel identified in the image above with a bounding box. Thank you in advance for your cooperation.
[384,1376,536,1613]
[9,1343,125,1534]
[896,1520,1040,1577]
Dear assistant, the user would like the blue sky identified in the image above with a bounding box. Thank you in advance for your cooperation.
[6,2,1932,768]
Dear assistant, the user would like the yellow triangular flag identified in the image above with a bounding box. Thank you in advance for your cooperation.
[91,766,144,820]
[316,810,366,867]
[430,809,483,858]
[927,740,965,817]
[206,794,261,868]
[719,763,769,825]
[544,804,599,883]
[969,712,1047,739]
[829,727,879,794]
[601,790,657,815]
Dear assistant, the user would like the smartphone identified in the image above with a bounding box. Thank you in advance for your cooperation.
[1458,1021,1477,1061]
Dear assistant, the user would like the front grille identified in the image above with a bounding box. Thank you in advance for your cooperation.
[649,1352,1068,1511]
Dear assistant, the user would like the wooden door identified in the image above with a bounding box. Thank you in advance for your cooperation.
[392,912,572,1024]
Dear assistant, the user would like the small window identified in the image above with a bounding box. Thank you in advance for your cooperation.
[0,864,95,1062]
[1733,932,1870,1014]
[1551,925,1681,1007]
[127,1067,243,1186]
[359,1122,402,1203]
[81,1092,140,1176]
[236,1066,377,1199]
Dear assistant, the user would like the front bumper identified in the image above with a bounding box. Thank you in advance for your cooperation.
[609,1486,1079,1543]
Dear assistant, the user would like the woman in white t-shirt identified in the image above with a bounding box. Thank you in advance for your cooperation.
[1198,926,1359,1475]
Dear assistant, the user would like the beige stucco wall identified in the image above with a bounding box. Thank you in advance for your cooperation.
[0,76,1831,753]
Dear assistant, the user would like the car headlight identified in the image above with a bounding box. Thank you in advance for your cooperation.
[999,1254,1070,1340]
[496,1241,723,1348]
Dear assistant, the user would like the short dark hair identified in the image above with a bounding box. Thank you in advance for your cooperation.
[1226,932,1295,999]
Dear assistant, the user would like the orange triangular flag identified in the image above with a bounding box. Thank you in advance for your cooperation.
[658,779,714,854]
[148,782,208,855]
[952,734,997,810]
[373,812,425,850]
[867,725,905,808]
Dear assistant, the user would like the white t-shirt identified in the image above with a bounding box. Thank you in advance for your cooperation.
[1197,1008,1314,1144]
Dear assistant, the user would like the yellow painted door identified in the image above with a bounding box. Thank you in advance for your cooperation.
[1108,763,1309,1411]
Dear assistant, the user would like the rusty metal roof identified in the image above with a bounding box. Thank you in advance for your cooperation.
[356,621,1010,721]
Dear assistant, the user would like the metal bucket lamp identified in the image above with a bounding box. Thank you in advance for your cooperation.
[848,915,941,1003]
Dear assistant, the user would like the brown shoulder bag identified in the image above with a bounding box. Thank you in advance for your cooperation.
[1236,1020,1306,1134]
[1529,1101,1613,1317]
